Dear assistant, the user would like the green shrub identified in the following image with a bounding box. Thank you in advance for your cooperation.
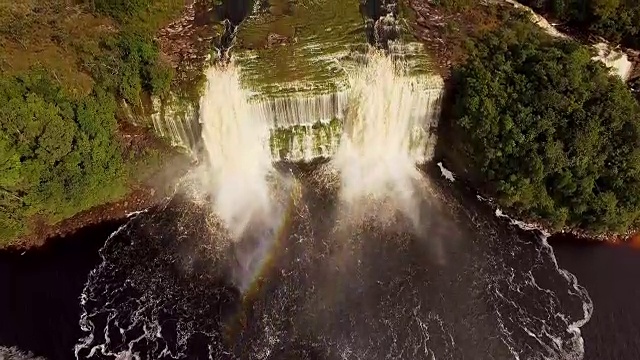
[86,30,172,105]
[92,0,154,22]
[0,0,184,246]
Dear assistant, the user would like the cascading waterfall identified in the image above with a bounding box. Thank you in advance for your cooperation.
[333,52,442,224]
[193,51,443,167]
[255,91,348,162]
[197,62,301,292]
[150,0,443,161]
[198,63,276,238]
[252,91,349,128]
[265,67,443,162]
[151,96,200,151]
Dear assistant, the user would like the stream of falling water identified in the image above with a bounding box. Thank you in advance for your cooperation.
[198,64,276,239]
[333,53,441,226]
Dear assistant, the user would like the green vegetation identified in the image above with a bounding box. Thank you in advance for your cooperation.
[431,0,473,12]
[0,73,127,241]
[0,0,185,245]
[451,15,640,234]
[89,30,173,106]
[420,0,511,70]
[521,0,640,48]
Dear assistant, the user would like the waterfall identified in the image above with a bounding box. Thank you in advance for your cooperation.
[265,51,443,163]
[151,0,445,160]
[251,91,349,128]
[199,64,275,238]
[192,45,443,165]
[333,52,442,224]
[151,96,200,152]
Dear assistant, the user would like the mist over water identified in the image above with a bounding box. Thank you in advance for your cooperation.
[333,53,441,227]
[197,63,298,292]
[199,64,277,239]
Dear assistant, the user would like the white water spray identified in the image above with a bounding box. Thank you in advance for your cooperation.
[199,64,276,238]
[333,52,443,224]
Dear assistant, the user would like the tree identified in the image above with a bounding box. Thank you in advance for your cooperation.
[452,20,640,234]
[520,0,640,48]
[0,72,127,243]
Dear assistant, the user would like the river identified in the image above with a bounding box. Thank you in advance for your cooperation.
[0,221,124,360]
[1,164,634,359]
[551,237,640,359]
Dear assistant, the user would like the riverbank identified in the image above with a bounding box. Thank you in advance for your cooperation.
[11,153,193,249]
[0,219,126,360]
[433,138,638,245]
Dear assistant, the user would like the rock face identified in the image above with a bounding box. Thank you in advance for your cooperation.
[266,33,291,48]
[157,0,224,92]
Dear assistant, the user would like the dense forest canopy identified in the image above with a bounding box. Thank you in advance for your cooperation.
[0,0,181,245]
[521,0,640,48]
[451,16,640,234]
[0,73,127,240]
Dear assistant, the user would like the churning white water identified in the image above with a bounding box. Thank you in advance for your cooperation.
[333,52,443,223]
[199,64,275,238]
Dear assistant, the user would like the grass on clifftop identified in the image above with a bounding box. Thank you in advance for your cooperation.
[0,0,185,246]
[235,0,367,97]
[0,0,182,97]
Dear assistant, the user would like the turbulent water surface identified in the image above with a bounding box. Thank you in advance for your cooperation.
[3,49,596,360]
[66,163,591,360]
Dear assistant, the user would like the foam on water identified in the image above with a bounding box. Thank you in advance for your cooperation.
[0,346,47,360]
[442,163,593,360]
[75,216,145,360]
